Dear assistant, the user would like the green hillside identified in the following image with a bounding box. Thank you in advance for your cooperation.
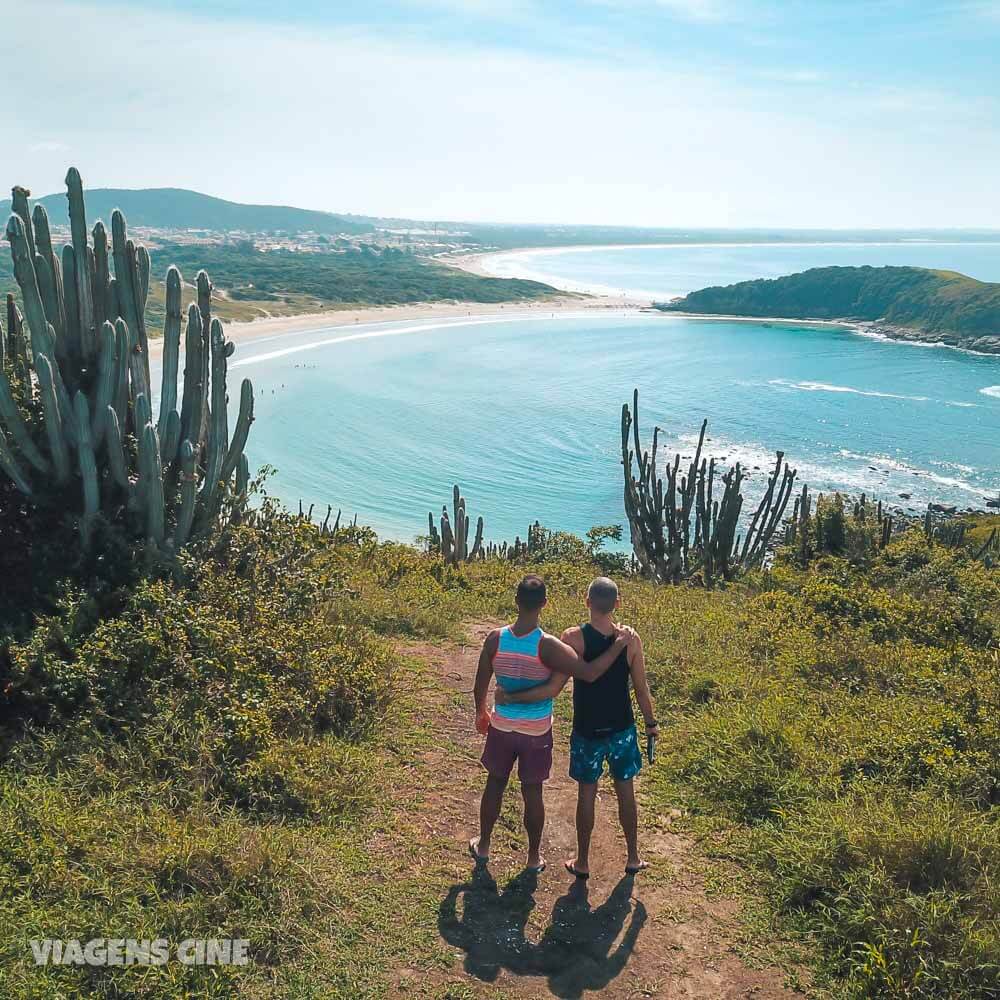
[150,242,556,309]
[0,187,372,235]
[0,241,559,327]
[659,266,1000,350]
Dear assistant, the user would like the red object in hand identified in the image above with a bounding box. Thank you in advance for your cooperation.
[475,708,491,735]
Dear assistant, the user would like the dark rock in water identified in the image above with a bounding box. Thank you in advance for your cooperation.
[929,503,957,514]
[869,466,878,471]
[899,493,911,500]
[986,498,1000,509]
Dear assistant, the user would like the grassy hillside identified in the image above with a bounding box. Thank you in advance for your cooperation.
[0,188,371,235]
[0,242,559,329]
[148,243,558,314]
[1,477,998,996]
[659,266,1000,350]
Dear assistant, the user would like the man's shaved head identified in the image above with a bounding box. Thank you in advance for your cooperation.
[587,576,619,614]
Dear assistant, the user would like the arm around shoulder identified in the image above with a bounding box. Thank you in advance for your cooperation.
[539,628,633,682]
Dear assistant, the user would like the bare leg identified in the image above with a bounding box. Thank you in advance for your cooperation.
[614,778,646,870]
[521,782,545,869]
[570,781,599,875]
[475,773,507,859]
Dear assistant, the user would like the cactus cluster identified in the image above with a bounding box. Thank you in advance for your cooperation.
[0,169,253,553]
[621,389,799,585]
[297,501,351,536]
[481,521,544,561]
[785,491,897,563]
[855,494,894,551]
[428,485,485,564]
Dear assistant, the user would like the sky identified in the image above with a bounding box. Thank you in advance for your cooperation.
[4,0,1000,228]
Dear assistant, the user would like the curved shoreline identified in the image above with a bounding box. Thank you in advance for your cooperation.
[147,292,644,359]
[450,245,1000,358]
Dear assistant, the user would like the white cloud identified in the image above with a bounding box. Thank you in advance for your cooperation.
[28,140,70,153]
[588,0,738,23]
[652,0,733,22]
[4,0,999,227]
[963,1,1000,21]
[757,68,826,84]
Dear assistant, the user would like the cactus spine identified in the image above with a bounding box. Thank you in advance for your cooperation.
[0,170,255,553]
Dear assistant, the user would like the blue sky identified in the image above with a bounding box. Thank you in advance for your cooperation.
[5,0,1000,226]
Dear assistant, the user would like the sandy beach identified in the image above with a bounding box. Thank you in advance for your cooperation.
[148,261,650,360]
[143,246,881,364]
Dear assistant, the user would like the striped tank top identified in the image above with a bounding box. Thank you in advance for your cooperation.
[491,625,553,736]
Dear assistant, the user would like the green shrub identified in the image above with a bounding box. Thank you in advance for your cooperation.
[763,793,1000,998]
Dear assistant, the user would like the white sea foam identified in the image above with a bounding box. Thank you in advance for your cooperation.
[980,386,1000,398]
[836,450,986,495]
[769,379,929,402]
[651,433,993,504]
[229,312,641,368]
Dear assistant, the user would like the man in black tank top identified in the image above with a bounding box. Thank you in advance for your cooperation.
[495,577,658,878]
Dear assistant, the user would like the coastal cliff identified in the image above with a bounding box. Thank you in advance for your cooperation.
[657,265,1000,353]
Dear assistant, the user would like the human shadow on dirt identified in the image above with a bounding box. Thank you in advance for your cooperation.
[438,868,646,998]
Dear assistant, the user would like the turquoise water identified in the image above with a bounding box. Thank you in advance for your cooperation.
[229,306,1000,544]
[483,242,1000,300]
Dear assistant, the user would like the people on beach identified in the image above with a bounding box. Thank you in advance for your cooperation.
[496,576,658,877]
[471,574,635,872]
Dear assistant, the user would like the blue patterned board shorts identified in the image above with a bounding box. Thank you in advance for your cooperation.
[569,725,642,784]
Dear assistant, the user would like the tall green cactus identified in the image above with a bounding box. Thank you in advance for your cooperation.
[621,389,799,586]
[428,485,485,565]
[0,170,255,555]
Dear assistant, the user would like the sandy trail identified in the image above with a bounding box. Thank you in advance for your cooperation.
[393,622,804,999]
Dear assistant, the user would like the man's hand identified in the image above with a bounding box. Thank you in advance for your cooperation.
[616,624,638,646]
[540,626,636,683]
[475,706,491,735]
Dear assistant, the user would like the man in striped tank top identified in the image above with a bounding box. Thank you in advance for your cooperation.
[470,575,634,872]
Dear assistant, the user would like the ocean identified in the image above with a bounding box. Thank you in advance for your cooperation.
[230,238,1000,543]
[479,241,1000,300]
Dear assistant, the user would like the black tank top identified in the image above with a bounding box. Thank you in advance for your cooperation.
[572,623,634,739]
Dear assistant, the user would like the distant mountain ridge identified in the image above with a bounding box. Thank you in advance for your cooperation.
[5,186,1000,248]
[0,187,372,235]
[658,265,1000,353]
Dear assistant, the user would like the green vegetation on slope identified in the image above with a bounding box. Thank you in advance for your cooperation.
[659,266,1000,349]
[2,469,999,997]
[149,242,557,310]
[0,188,372,235]
[0,242,558,330]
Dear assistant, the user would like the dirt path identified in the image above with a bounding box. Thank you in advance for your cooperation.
[392,623,804,999]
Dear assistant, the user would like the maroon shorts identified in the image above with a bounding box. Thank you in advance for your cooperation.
[481,725,553,785]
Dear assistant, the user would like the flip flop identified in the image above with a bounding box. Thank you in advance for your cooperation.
[526,860,547,874]
[564,860,590,880]
[468,839,489,866]
[625,860,650,874]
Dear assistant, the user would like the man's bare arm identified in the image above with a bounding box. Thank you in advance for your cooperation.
[539,627,634,682]
[473,630,500,732]
[494,627,579,705]
[627,634,658,735]
[496,670,570,704]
